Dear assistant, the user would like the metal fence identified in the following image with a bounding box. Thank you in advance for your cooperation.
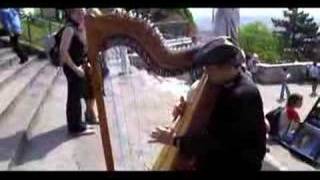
[20,13,63,49]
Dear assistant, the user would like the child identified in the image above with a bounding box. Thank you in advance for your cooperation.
[278,93,303,143]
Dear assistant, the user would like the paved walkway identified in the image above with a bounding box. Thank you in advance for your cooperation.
[258,83,318,171]
[11,55,320,170]
[102,56,320,170]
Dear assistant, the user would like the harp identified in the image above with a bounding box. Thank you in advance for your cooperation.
[84,10,218,170]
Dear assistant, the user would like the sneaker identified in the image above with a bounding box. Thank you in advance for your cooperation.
[118,72,125,76]
[85,124,96,129]
[74,129,95,136]
[69,127,95,136]
[19,56,29,64]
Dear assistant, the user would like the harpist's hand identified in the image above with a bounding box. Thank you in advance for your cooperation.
[172,96,186,122]
[149,126,176,146]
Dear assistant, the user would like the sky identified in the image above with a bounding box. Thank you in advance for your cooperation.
[189,8,320,19]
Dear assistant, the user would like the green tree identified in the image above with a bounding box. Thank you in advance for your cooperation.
[239,21,282,63]
[272,8,319,62]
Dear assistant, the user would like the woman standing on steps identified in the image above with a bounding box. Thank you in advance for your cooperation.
[59,8,98,135]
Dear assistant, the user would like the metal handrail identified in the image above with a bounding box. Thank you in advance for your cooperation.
[20,14,63,49]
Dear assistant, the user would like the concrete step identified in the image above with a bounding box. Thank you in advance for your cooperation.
[11,73,105,171]
[0,52,18,69]
[0,60,49,123]
[0,64,60,170]
[0,56,38,91]
[266,143,315,171]
[0,47,13,57]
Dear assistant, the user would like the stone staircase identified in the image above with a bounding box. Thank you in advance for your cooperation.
[0,44,58,170]
[0,42,105,171]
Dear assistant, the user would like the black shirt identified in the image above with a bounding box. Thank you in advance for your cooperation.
[68,28,87,66]
[63,24,87,78]
[176,73,267,170]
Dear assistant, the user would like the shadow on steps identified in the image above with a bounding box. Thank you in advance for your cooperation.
[0,125,81,166]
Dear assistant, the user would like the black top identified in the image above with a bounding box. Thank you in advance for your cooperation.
[176,73,267,170]
[67,24,87,66]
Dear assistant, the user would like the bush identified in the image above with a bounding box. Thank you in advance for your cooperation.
[239,21,283,63]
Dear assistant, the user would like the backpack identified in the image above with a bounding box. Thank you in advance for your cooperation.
[265,106,284,137]
[48,27,65,67]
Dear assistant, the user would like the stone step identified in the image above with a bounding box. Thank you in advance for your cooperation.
[0,60,49,123]
[0,64,60,170]
[0,47,13,57]
[11,73,105,171]
[0,56,38,91]
[266,143,315,171]
[0,52,18,69]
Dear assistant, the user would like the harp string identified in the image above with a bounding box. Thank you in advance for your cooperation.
[105,46,148,170]
[104,47,131,170]
[125,48,160,170]
[126,56,144,169]
[103,43,183,170]
[104,48,125,169]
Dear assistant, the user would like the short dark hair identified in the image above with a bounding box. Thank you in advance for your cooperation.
[313,61,317,66]
[287,93,303,106]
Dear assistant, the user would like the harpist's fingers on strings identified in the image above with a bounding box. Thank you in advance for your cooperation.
[155,126,166,133]
[148,138,159,143]
[151,131,159,138]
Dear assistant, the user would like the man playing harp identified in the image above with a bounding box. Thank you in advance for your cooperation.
[150,36,267,171]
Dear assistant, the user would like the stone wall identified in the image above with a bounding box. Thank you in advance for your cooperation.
[256,62,313,84]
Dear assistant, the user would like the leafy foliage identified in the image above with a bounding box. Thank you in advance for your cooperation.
[239,21,283,63]
[272,8,320,61]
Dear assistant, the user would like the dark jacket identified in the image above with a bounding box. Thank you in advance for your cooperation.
[176,73,267,170]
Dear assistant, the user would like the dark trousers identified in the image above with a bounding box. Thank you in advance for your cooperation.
[280,82,290,100]
[63,65,86,132]
[0,28,27,61]
[252,72,258,83]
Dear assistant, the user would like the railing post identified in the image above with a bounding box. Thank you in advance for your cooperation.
[27,15,32,44]
[48,20,52,35]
